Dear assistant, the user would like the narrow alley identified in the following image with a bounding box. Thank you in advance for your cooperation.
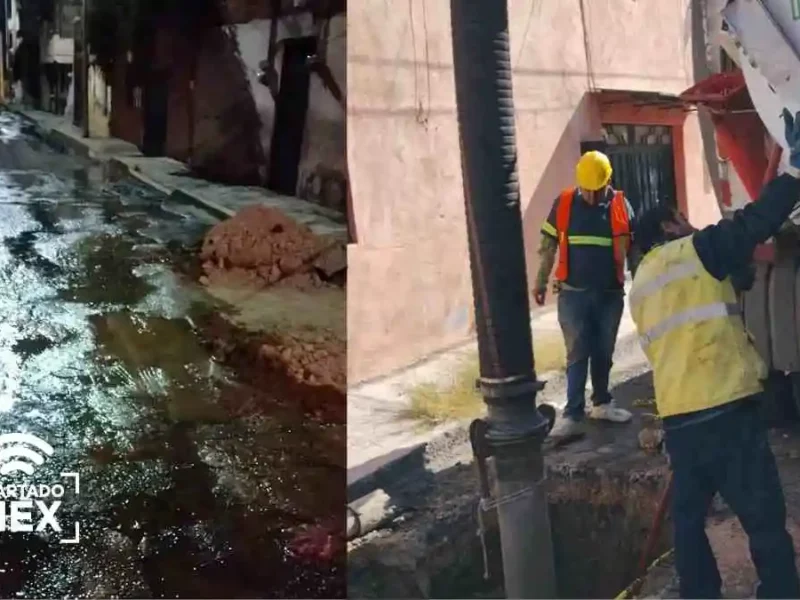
[0,110,345,598]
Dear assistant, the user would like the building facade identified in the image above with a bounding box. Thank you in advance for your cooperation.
[107,0,346,212]
[347,0,724,383]
[5,0,77,113]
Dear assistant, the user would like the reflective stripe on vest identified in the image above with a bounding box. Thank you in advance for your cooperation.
[552,188,630,284]
[629,237,766,418]
[629,261,700,307]
[632,258,741,346]
[639,302,741,347]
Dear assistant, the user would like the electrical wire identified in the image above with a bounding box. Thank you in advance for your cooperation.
[578,0,597,91]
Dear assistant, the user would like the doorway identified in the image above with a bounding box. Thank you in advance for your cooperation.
[267,36,316,195]
[583,124,678,216]
[142,69,168,157]
[72,33,84,128]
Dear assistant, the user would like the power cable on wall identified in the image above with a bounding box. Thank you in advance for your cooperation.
[421,0,431,124]
[408,0,430,126]
[578,0,597,91]
[408,0,420,123]
[513,0,538,69]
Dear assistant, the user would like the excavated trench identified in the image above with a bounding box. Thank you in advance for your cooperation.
[347,374,672,599]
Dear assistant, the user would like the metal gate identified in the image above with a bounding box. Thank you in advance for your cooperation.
[582,124,678,216]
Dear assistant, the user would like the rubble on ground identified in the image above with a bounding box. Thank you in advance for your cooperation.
[194,205,346,397]
[638,426,664,454]
[204,313,345,395]
[201,314,345,422]
[199,204,345,290]
[259,330,345,391]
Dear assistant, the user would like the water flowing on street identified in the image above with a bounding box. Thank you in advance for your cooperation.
[0,111,345,598]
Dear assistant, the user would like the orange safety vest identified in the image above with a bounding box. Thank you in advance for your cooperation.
[553,188,631,284]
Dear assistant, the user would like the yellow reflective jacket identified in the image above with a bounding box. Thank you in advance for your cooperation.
[629,235,766,418]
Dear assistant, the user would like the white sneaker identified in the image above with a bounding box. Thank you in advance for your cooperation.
[550,416,585,438]
[589,401,632,423]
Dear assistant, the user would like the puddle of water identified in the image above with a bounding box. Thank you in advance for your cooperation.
[0,111,345,598]
[59,234,157,306]
[90,310,229,424]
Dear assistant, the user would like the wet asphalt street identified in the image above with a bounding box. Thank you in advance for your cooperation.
[0,111,345,598]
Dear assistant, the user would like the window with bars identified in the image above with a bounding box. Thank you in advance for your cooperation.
[581,124,678,216]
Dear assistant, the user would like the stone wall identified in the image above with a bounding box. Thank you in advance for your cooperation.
[166,25,266,184]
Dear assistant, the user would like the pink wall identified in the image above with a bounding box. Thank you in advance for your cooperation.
[347,0,720,383]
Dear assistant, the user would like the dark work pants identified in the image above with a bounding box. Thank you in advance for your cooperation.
[557,288,624,420]
[665,400,800,599]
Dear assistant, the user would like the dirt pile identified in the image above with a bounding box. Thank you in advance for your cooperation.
[199,204,345,290]
[195,205,346,395]
[201,314,345,423]
[260,330,345,391]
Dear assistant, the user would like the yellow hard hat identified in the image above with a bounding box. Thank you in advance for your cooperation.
[576,151,613,191]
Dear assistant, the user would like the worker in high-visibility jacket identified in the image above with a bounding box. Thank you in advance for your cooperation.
[628,109,800,599]
[534,150,640,436]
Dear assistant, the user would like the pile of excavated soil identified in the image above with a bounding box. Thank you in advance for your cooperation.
[200,313,345,423]
[199,204,345,290]
[203,311,345,397]
[259,329,345,391]
[193,205,345,396]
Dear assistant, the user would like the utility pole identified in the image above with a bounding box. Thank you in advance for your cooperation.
[448,1,557,598]
[81,0,89,137]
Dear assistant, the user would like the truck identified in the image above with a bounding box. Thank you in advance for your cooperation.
[680,0,800,423]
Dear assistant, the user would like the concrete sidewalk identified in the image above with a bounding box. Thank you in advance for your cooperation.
[347,288,649,487]
[3,106,347,240]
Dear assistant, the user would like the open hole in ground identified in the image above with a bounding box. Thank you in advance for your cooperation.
[348,373,674,599]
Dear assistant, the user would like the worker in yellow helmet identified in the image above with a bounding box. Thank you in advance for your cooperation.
[628,110,800,598]
[534,150,639,438]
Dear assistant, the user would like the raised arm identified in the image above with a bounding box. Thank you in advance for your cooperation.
[693,173,800,280]
[693,109,800,281]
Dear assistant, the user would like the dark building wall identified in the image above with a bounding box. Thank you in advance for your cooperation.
[109,54,142,147]
[107,3,346,202]
[109,20,265,184]
[166,25,265,184]
[296,14,346,213]
[224,0,271,23]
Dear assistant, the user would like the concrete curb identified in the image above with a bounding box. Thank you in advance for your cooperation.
[168,187,235,221]
[3,104,237,223]
[107,157,237,221]
[347,328,645,501]
[348,423,469,501]
[7,106,49,137]
[48,128,94,159]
